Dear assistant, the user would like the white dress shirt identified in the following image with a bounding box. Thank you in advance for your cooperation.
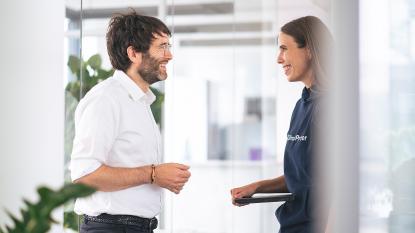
[69,70,162,218]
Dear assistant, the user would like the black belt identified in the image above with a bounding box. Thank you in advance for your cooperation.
[84,213,158,230]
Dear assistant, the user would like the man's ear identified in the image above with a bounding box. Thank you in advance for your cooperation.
[127,46,142,65]
[306,48,312,60]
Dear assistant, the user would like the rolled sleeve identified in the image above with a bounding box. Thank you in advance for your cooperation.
[69,93,119,182]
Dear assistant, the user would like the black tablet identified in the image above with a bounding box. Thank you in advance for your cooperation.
[235,193,295,204]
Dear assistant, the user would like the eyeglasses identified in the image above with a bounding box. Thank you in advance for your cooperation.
[157,43,172,56]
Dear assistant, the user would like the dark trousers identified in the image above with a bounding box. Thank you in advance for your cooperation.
[80,221,154,233]
[80,214,156,233]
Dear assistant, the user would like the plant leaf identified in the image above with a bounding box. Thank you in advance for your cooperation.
[87,54,102,70]
[0,184,95,233]
[67,55,81,75]
[97,68,115,80]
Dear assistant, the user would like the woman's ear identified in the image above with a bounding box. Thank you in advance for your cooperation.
[127,46,142,65]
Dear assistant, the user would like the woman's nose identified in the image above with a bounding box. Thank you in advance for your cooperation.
[277,52,284,64]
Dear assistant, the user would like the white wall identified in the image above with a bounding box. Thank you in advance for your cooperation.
[0,0,64,229]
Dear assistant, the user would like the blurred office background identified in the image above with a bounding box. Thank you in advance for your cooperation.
[1,0,415,232]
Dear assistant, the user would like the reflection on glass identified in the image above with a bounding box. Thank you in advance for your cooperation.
[388,0,415,232]
[360,0,415,232]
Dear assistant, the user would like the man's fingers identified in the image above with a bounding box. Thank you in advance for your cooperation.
[169,184,184,194]
[174,177,189,184]
[176,182,186,188]
[174,163,190,170]
[177,170,191,178]
[183,170,191,177]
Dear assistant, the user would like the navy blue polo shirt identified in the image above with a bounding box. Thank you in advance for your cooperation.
[276,87,320,233]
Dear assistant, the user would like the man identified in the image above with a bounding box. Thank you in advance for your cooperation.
[70,11,191,233]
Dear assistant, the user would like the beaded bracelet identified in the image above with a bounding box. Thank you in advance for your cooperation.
[151,164,156,184]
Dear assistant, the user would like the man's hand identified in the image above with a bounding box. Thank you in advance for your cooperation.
[230,183,258,206]
[154,163,191,194]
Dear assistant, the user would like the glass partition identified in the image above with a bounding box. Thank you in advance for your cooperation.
[163,0,331,232]
[163,0,280,232]
[64,0,82,230]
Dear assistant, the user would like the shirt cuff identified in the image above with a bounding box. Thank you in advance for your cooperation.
[70,158,102,182]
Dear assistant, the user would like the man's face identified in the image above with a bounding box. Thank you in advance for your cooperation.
[277,32,312,83]
[138,33,173,85]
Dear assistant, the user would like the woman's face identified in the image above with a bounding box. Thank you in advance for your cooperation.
[277,32,313,87]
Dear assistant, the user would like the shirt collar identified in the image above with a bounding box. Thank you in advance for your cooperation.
[114,70,156,105]
[301,85,320,102]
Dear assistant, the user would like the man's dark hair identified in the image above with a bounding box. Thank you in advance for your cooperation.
[106,11,171,72]
[281,16,334,89]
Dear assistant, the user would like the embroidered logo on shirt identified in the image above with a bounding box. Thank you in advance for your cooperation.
[287,134,308,142]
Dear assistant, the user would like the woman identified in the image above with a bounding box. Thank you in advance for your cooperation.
[230,16,333,233]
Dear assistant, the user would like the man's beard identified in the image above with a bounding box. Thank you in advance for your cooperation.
[138,52,166,85]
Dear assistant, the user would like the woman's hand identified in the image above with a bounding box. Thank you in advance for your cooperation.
[230,183,259,206]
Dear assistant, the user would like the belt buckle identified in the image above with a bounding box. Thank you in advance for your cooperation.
[149,218,158,230]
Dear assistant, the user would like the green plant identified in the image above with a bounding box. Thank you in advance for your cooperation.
[66,54,114,102]
[150,87,164,125]
[0,183,95,233]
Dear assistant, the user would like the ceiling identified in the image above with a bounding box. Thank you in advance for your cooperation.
[65,0,330,46]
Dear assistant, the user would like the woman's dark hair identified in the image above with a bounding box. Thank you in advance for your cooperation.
[106,10,171,72]
[281,16,334,89]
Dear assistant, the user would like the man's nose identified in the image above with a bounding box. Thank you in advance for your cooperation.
[164,50,173,60]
